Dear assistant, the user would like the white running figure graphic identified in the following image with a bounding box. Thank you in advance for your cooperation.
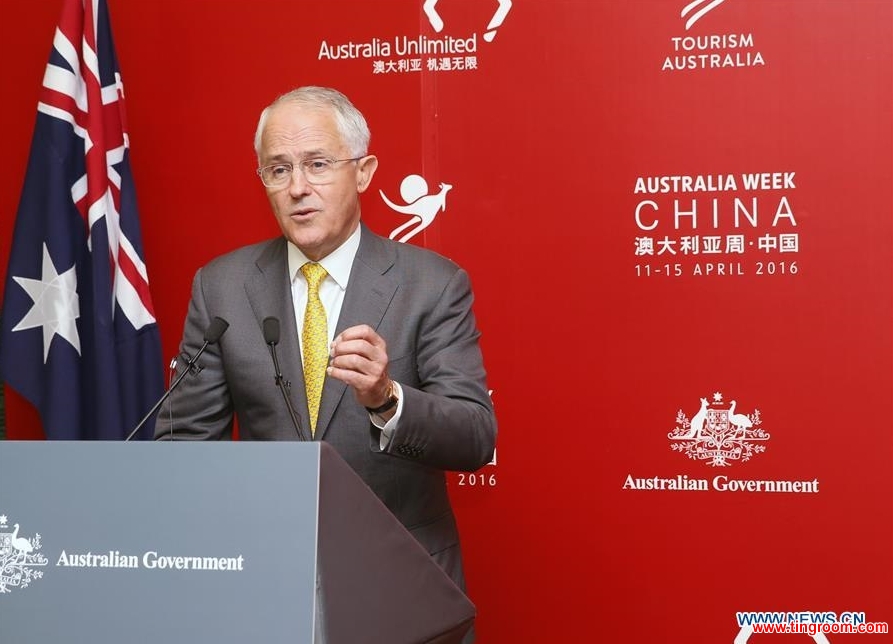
[381,174,452,243]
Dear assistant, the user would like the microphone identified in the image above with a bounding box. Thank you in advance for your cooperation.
[263,316,308,441]
[125,316,230,442]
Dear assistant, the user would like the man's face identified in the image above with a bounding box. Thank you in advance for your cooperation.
[259,102,377,261]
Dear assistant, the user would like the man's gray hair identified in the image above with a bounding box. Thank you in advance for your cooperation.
[253,86,371,160]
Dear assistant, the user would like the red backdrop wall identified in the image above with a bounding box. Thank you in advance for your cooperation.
[2,1,891,641]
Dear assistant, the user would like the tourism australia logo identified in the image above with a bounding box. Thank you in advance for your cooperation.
[662,0,766,72]
[681,0,728,30]
[668,391,769,467]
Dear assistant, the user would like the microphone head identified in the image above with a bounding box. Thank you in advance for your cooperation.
[204,317,230,344]
[262,317,280,345]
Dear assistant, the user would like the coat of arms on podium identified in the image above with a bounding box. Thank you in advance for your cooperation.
[0,513,48,594]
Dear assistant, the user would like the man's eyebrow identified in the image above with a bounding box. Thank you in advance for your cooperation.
[262,149,331,164]
[297,149,329,160]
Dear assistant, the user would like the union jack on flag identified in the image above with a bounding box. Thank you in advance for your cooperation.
[0,0,163,439]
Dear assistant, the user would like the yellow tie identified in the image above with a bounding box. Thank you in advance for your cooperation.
[300,262,328,436]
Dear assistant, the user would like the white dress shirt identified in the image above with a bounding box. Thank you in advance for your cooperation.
[286,225,402,443]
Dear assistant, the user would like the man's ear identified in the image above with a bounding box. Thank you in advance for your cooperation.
[356,155,379,193]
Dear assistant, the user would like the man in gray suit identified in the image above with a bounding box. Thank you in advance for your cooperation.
[154,86,496,604]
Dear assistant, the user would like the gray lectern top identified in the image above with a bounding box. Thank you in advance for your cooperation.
[0,440,474,644]
[1,441,319,643]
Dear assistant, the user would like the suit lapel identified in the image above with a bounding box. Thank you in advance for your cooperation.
[315,226,398,440]
[244,239,310,437]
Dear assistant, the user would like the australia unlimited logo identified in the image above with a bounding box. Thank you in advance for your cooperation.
[424,0,512,42]
[317,1,512,74]
[0,514,48,594]
[668,392,769,467]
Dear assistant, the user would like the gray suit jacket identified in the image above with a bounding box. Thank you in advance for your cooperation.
[154,224,497,590]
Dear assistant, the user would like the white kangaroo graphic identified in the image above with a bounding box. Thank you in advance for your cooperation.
[381,175,452,243]
[681,397,709,439]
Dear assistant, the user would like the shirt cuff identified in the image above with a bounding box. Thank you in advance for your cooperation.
[371,382,403,450]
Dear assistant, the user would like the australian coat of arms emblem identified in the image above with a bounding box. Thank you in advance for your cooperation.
[0,514,48,593]
[668,392,769,467]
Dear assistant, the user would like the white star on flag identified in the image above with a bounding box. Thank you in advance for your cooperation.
[12,244,81,362]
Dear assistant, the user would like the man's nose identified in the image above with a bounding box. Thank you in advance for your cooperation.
[287,166,312,196]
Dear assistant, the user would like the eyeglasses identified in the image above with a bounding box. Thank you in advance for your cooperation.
[256,157,363,188]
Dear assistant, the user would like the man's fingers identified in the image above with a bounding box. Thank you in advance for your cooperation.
[328,324,391,408]
[330,338,376,360]
[333,324,386,349]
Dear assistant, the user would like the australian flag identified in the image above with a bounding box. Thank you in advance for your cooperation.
[0,0,163,440]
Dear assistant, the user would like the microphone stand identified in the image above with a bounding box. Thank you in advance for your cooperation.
[263,317,309,441]
[125,316,229,442]
[124,339,215,442]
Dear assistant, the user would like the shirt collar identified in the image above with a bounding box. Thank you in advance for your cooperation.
[286,224,361,290]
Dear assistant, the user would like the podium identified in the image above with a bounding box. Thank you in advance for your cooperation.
[0,441,475,643]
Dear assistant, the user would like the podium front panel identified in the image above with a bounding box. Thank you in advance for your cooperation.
[0,441,321,644]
